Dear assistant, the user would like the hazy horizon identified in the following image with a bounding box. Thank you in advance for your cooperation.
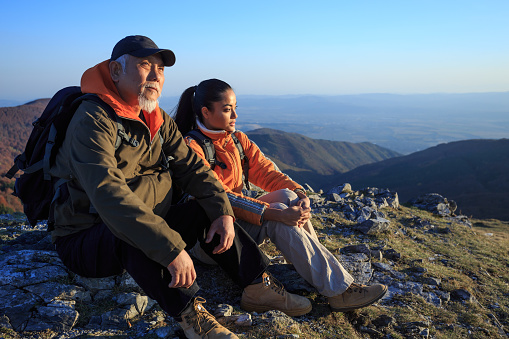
[3,89,509,109]
[3,91,508,155]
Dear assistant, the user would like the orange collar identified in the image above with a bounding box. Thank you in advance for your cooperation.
[81,60,164,141]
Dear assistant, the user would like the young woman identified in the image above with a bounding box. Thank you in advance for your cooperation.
[173,79,387,312]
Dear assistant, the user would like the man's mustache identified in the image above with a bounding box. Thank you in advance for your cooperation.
[143,83,159,92]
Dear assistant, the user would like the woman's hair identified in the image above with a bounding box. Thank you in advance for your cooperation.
[173,78,232,136]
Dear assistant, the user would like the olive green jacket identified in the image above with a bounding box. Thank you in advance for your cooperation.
[50,61,233,267]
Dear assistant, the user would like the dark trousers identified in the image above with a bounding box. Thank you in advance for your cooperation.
[54,200,269,317]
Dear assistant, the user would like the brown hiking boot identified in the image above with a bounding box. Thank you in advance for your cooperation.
[328,283,388,312]
[179,297,238,338]
[241,272,312,316]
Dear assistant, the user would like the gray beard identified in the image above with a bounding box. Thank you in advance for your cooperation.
[138,93,158,113]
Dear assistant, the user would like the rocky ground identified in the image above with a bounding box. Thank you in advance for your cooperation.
[0,184,508,338]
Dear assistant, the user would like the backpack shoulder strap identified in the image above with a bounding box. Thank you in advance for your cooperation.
[77,94,136,150]
[158,131,174,170]
[232,131,250,190]
[186,129,219,169]
[231,132,245,161]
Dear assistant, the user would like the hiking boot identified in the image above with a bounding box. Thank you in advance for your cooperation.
[179,297,238,338]
[241,272,312,316]
[328,283,388,312]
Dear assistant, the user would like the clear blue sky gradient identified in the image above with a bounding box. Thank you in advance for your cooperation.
[1,0,508,102]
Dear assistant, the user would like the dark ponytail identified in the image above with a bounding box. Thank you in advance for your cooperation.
[173,79,232,136]
[172,86,197,136]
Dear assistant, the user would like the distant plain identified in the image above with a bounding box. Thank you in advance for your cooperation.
[158,91,509,154]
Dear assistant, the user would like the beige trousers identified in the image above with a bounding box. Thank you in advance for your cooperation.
[238,189,354,297]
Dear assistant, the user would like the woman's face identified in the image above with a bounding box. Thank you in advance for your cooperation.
[202,89,238,132]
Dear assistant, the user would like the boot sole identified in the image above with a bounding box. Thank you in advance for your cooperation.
[240,301,312,317]
[330,285,388,312]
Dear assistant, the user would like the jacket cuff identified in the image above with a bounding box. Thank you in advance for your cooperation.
[227,193,267,226]
[160,239,187,267]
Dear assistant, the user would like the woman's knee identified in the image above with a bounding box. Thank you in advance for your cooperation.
[269,202,288,210]
[265,220,304,241]
[258,189,296,205]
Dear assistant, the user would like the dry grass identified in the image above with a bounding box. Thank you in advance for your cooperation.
[241,205,509,338]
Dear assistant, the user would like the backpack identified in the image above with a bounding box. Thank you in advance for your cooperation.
[4,86,160,227]
[186,129,250,190]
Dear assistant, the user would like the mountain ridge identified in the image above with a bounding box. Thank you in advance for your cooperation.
[246,128,400,175]
[331,138,509,221]
[244,128,508,221]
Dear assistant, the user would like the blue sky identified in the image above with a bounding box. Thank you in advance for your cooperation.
[1,0,508,102]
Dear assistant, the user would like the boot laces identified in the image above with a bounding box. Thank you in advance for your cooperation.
[348,283,367,294]
[264,273,286,296]
[183,297,218,335]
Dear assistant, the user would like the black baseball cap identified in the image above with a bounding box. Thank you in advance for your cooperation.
[111,35,176,67]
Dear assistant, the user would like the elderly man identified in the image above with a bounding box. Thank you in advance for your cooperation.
[50,35,310,339]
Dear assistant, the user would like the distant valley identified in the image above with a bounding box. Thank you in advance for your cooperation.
[159,92,509,154]
[245,128,400,189]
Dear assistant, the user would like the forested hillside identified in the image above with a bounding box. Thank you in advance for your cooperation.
[246,128,400,188]
[0,99,49,213]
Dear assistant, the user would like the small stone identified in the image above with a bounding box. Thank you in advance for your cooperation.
[234,314,252,327]
[422,277,441,286]
[217,314,252,327]
[214,304,233,318]
[86,315,102,329]
[451,288,475,302]
[155,326,173,338]
[340,244,370,255]
[420,327,430,338]
[423,292,442,307]
[370,249,383,260]
[383,249,401,260]
[372,314,395,328]
[412,267,427,274]
[359,326,383,335]
[329,193,342,202]
[373,262,392,272]
[435,290,451,302]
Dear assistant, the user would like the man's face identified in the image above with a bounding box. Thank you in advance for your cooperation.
[113,54,165,109]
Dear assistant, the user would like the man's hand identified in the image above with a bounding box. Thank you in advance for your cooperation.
[205,215,235,254]
[167,250,196,288]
